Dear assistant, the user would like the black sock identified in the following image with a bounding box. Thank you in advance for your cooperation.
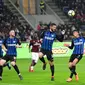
[50,65,54,76]
[31,60,36,66]
[0,66,3,76]
[72,66,77,75]
[70,73,74,78]
[3,63,9,67]
[13,65,20,75]
[69,67,73,78]
[39,57,46,64]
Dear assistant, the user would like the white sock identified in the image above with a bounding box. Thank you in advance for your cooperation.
[31,66,34,70]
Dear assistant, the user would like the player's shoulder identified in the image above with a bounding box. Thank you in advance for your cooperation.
[14,37,19,40]
[4,36,9,41]
[43,29,49,33]
[80,36,85,39]
[0,39,3,43]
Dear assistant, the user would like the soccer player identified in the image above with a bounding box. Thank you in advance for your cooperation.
[0,30,23,80]
[39,23,64,81]
[64,30,84,82]
[29,32,41,72]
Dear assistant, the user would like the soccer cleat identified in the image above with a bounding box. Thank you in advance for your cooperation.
[66,78,72,82]
[51,76,54,81]
[19,75,23,80]
[29,67,34,72]
[75,74,79,81]
[43,63,47,70]
[7,63,11,70]
[0,76,2,80]
[29,69,34,72]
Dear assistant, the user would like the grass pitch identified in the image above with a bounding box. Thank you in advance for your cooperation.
[0,57,85,85]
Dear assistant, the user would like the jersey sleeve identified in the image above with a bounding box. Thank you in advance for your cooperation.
[83,37,85,42]
[29,40,33,47]
[3,38,7,46]
[40,30,46,39]
[68,39,74,49]
[56,34,64,42]
[17,38,21,45]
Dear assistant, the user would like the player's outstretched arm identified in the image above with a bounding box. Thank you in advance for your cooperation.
[56,30,65,42]
[2,44,7,52]
[29,43,32,53]
[16,44,22,48]
[16,38,22,48]
[64,40,74,49]
[56,34,64,42]
[64,43,70,47]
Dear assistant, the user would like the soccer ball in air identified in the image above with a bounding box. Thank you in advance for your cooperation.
[68,10,75,17]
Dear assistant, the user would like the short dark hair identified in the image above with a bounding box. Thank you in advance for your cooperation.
[50,23,56,26]
[73,30,79,33]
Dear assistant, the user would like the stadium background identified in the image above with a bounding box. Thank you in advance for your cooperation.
[0,0,85,85]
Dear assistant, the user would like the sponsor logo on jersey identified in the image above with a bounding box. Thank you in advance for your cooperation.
[45,36,54,40]
[74,42,83,45]
[13,41,16,43]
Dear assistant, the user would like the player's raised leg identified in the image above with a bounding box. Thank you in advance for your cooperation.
[29,53,39,72]
[10,57,23,80]
[3,62,11,70]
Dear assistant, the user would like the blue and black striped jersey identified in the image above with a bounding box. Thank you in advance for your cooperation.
[3,37,21,56]
[0,39,3,56]
[69,37,85,54]
[40,30,64,51]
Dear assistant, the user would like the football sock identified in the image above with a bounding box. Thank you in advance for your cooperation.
[72,66,77,75]
[3,63,7,67]
[0,66,3,76]
[31,66,34,70]
[39,57,46,64]
[70,72,74,78]
[50,65,54,76]
[69,66,77,76]
[13,65,20,74]
[31,60,36,66]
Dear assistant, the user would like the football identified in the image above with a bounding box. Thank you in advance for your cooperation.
[68,10,75,16]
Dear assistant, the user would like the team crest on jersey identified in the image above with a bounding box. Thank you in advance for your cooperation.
[79,39,83,41]
[13,41,16,43]
[51,34,54,37]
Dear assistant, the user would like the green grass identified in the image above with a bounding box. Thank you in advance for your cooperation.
[1,57,85,85]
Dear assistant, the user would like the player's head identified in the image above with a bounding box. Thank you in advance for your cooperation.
[32,32,38,40]
[9,30,15,37]
[50,23,57,32]
[73,30,79,38]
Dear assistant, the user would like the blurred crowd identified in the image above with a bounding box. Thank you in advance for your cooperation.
[52,0,85,32]
[0,0,33,42]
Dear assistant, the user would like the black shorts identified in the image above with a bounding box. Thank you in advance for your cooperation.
[2,55,16,62]
[40,48,53,61]
[69,54,83,62]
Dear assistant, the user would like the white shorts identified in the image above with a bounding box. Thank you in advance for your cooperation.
[32,52,39,63]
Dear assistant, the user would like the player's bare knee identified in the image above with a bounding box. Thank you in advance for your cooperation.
[72,62,76,66]
[68,62,72,68]
[11,61,16,66]
[39,52,43,58]
[0,60,6,66]
[49,61,54,66]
